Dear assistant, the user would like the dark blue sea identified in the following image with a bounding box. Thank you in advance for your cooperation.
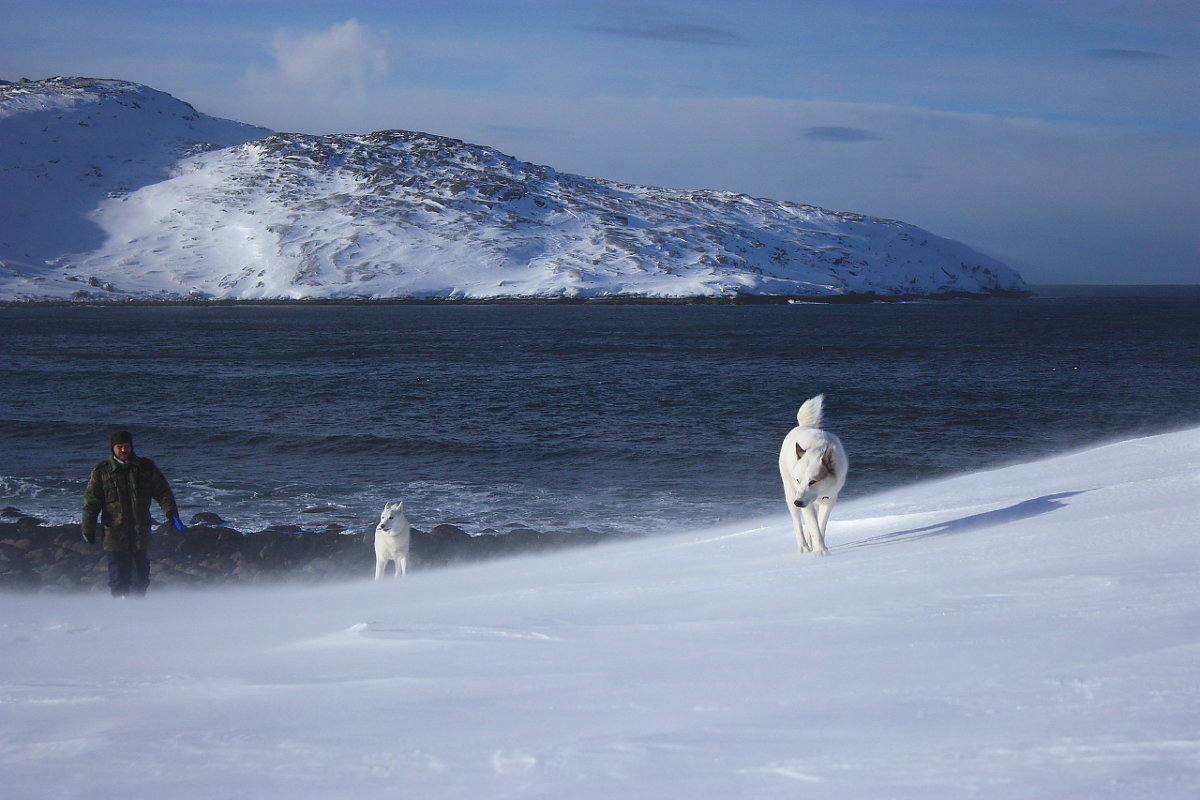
[3,286,1198,538]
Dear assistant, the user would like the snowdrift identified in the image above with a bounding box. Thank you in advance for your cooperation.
[3,429,1197,798]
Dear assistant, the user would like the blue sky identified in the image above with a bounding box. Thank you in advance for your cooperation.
[3,0,1197,284]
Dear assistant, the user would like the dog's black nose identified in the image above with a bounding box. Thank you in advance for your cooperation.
[794,499,806,508]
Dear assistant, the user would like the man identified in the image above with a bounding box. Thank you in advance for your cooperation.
[82,430,185,597]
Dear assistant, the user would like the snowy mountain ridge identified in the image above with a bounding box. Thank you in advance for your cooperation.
[1,77,1030,302]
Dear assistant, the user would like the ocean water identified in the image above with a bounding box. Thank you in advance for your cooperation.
[2,286,1198,538]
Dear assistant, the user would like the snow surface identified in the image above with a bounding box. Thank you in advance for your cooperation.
[0,78,1028,302]
[0,77,269,285]
[3,428,1198,799]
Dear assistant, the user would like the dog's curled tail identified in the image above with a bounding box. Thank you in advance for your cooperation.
[796,394,825,428]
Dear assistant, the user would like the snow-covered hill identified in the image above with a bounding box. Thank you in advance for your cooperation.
[1,77,1030,302]
[3,428,1197,798]
[0,77,270,290]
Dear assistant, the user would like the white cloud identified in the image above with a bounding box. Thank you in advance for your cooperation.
[263,18,390,91]
[228,18,393,133]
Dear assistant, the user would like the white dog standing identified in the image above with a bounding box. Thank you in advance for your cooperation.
[373,501,411,579]
[779,394,849,555]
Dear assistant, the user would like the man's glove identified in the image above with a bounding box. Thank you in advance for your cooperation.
[172,516,185,530]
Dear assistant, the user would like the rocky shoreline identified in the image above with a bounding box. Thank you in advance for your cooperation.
[1,288,1034,308]
[0,508,625,593]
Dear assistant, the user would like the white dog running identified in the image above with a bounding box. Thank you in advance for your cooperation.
[778,394,849,555]
[373,501,411,579]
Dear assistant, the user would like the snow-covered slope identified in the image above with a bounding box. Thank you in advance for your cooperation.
[3,428,1197,798]
[0,77,270,287]
[1,77,1028,302]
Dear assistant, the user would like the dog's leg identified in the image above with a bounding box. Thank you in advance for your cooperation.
[816,498,835,546]
[397,554,407,577]
[802,505,828,555]
[788,505,811,552]
[375,556,386,580]
[795,528,812,553]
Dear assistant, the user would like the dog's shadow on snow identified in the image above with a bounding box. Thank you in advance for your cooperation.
[845,490,1089,550]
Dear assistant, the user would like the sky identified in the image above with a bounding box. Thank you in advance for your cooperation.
[2,0,1197,284]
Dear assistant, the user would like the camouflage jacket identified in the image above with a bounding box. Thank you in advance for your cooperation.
[82,455,179,552]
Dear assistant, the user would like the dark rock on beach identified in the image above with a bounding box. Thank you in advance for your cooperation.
[0,512,625,593]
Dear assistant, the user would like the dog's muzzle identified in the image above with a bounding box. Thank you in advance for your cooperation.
[794,499,807,508]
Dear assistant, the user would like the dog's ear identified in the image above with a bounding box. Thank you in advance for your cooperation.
[821,448,835,474]
[795,443,806,459]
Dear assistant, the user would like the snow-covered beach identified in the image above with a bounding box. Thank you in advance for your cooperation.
[4,427,1198,799]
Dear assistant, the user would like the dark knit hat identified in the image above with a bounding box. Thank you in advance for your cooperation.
[110,430,134,446]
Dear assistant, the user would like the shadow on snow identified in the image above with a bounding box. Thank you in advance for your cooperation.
[844,490,1089,550]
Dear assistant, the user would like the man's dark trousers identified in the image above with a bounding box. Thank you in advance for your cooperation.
[107,550,150,596]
